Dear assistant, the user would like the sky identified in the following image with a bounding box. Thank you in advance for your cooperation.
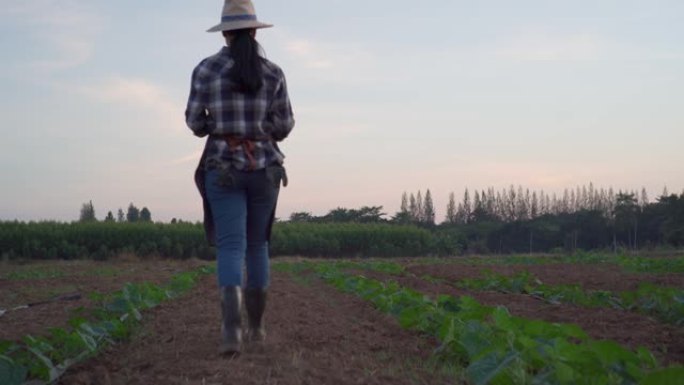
[1,0,683,223]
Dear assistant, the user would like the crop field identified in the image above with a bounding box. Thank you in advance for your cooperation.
[1,254,683,385]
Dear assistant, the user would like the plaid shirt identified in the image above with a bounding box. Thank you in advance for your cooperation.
[185,47,295,171]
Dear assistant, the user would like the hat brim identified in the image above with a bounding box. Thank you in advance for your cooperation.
[207,20,273,33]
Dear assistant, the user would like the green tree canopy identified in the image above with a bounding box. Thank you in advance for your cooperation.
[79,201,96,222]
[126,203,140,223]
[289,212,314,222]
[140,207,152,222]
[104,211,115,222]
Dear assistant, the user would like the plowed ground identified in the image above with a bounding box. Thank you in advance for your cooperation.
[59,271,459,385]
[4,257,682,384]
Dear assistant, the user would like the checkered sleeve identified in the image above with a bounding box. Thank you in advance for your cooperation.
[267,72,295,141]
[185,63,213,138]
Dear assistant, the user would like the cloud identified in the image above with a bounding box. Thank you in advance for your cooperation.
[2,0,102,71]
[494,30,605,62]
[284,40,335,69]
[266,29,382,83]
[78,76,185,133]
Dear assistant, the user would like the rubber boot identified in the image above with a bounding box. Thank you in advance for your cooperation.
[244,288,267,342]
[219,286,242,355]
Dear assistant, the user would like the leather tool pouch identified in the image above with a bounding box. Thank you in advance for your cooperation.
[265,165,288,188]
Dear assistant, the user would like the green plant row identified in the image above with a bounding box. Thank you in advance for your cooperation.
[0,221,464,260]
[3,220,682,263]
[289,262,683,385]
[271,222,458,257]
[456,271,684,327]
[410,253,684,274]
[1,265,125,281]
[0,265,215,385]
[0,222,213,261]
[307,258,684,327]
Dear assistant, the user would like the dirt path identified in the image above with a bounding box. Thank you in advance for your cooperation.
[358,270,684,365]
[60,272,461,385]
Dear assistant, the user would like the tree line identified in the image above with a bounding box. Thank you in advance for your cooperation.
[288,184,684,253]
[79,202,153,223]
[29,183,681,258]
[441,184,652,225]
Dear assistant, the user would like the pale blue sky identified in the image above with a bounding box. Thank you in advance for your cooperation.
[1,0,682,222]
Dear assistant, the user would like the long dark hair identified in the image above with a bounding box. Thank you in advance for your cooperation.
[223,29,264,94]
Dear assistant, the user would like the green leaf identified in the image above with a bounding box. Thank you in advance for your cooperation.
[437,294,461,313]
[106,298,130,314]
[460,321,494,359]
[491,307,514,331]
[554,361,576,384]
[0,341,18,356]
[636,347,658,369]
[0,355,28,385]
[587,340,638,365]
[398,306,422,329]
[558,323,588,340]
[27,347,59,381]
[77,331,97,352]
[466,350,518,385]
[639,367,684,385]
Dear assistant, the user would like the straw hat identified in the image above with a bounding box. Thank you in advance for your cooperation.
[207,0,273,33]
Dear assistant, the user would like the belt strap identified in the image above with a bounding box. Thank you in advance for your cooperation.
[217,135,270,171]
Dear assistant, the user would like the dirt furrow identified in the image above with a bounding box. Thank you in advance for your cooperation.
[60,271,461,385]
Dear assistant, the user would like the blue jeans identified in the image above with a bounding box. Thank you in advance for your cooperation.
[205,167,281,289]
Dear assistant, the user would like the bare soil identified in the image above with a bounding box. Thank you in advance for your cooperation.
[59,271,461,385]
[405,263,684,292]
[7,258,683,384]
[0,259,207,340]
[359,269,684,364]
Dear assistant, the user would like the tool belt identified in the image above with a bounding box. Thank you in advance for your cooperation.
[212,134,271,171]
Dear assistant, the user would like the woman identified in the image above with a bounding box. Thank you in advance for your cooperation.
[185,0,294,355]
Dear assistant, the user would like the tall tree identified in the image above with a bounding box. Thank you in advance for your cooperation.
[639,187,649,208]
[562,189,570,214]
[507,186,517,221]
[515,186,528,220]
[570,188,577,213]
[588,183,597,210]
[455,203,467,225]
[463,189,472,224]
[485,188,496,219]
[104,211,115,222]
[423,189,435,225]
[126,203,140,223]
[495,190,505,220]
[445,192,457,224]
[409,194,417,221]
[415,191,424,222]
[400,192,409,214]
[140,207,152,222]
[531,191,539,218]
[614,192,639,250]
[79,201,96,222]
